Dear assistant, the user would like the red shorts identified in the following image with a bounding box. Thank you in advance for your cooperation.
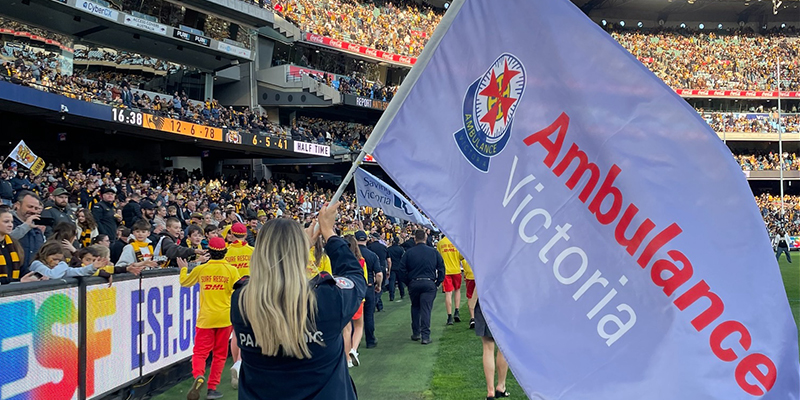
[443,274,462,292]
[352,303,364,320]
[466,279,476,299]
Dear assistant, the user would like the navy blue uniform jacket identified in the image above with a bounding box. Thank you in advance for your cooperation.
[230,235,367,400]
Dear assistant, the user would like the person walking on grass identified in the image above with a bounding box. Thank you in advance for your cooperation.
[474,290,510,400]
[178,237,237,400]
[397,229,445,345]
[343,235,368,368]
[437,235,464,325]
[774,230,792,263]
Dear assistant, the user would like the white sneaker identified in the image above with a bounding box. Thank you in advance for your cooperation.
[349,349,360,367]
[347,359,354,368]
[231,360,241,389]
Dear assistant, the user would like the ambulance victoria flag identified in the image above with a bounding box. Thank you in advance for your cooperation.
[371,0,800,398]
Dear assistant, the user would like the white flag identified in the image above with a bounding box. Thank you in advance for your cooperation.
[354,168,432,228]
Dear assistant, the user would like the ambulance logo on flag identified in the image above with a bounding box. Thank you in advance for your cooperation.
[454,53,526,172]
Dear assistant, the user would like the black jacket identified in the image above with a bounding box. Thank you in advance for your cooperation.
[231,236,366,400]
[397,242,446,286]
[0,179,12,201]
[92,201,117,238]
[122,200,142,227]
[157,233,196,266]
[367,241,389,270]
[41,200,74,238]
[358,244,382,285]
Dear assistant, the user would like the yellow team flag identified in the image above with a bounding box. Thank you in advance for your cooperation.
[8,140,46,176]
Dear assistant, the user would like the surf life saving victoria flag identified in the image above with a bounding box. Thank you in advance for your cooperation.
[371,0,800,398]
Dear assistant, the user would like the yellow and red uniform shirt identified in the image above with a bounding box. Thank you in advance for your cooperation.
[225,240,253,278]
[179,259,240,328]
[436,237,464,275]
[306,248,332,279]
[462,260,474,280]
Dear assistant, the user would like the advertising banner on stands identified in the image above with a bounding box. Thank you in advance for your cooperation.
[76,0,119,21]
[216,42,252,59]
[140,276,200,375]
[86,280,141,399]
[0,287,80,400]
[122,14,168,36]
[304,33,416,66]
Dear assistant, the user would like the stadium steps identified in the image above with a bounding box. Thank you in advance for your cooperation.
[257,65,342,105]
[272,15,303,41]
[300,75,340,102]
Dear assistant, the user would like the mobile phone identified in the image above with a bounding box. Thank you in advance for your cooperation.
[36,217,55,226]
[33,272,43,278]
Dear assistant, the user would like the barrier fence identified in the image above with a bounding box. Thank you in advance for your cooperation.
[0,270,199,400]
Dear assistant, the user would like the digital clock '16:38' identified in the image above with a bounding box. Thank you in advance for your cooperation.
[111,109,143,126]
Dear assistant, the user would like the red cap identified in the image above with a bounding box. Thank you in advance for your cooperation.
[208,237,227,251]
[231,222,247,235]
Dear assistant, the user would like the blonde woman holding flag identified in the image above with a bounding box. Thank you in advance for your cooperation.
[231,202,366,399]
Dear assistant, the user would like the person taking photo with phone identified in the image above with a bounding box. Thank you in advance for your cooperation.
[10,190,44,272]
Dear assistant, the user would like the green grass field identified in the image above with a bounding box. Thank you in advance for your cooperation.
[155,257,800,400]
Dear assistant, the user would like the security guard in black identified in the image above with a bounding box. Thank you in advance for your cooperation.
[397,229,445,343]
[230,235,366,400]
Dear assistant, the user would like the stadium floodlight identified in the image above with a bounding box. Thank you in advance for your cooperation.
[699,23,705,29]
[601,19,607,26]
[637,21,643,27]
[680,23,686,28]
[619,20,625,27]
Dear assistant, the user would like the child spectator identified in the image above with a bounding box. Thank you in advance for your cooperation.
[29,241,106,278]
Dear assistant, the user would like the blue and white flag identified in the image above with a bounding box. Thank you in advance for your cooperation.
[354,168,432,228]
[371,0,800,398]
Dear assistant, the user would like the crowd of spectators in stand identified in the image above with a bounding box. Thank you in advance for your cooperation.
[116,0,251,47]
[1,46,292,137]
[0,17,73,47]
[756,193,800,236]
[735,152,800,171]
[74,47,179,73]
[292,116,372,149]
[703,111,800,133]
[337,73,397,101]
[0,157,417,282]
[613,27,800,91]
[276,0,442,58]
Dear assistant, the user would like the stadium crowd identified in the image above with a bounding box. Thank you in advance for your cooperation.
[74,47,179,73]
[734,152,800,171]
[0,157,423,285]
[115,0,252,47]
[276,0,443,58]
[756,193,800,236]
[704,112,800,133]
[1,47,295,137]
[613,28,800,91]
[0,17,73,48]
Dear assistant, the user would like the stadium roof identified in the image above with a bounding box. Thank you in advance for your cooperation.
[573,0,800,25]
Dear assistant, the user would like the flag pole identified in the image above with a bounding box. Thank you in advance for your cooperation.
[778,58,785,218]
[329,0,466,205]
